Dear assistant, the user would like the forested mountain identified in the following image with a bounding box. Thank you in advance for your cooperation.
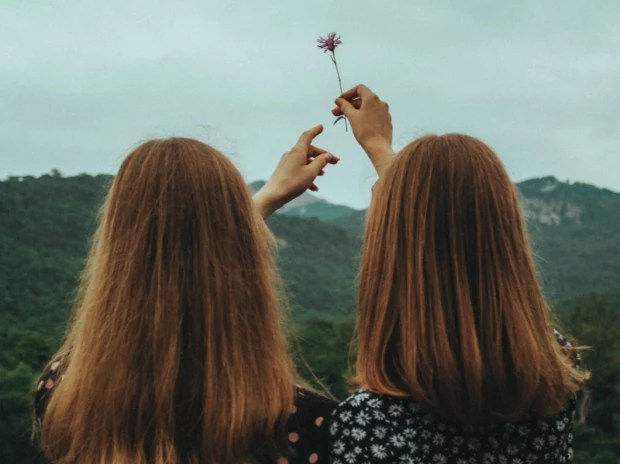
[1,173,619,462]
[281,176,620,300]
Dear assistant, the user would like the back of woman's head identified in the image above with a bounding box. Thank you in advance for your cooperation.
[356,133,585,424]
[41,138,295,463]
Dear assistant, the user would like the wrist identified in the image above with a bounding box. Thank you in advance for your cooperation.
[362,139,395,175]
[253,185,284,218]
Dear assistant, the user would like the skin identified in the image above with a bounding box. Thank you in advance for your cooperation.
[332,84,395,176]
[255,84,394,216]
[253,124,339,218]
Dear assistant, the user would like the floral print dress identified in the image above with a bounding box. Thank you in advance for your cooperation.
[329,331,580,464]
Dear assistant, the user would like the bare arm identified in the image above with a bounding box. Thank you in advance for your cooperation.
[332,84,395,176]
[253,124,339,218]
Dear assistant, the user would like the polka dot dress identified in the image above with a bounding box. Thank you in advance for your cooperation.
[34,360,336,464]
[278,389,337,463]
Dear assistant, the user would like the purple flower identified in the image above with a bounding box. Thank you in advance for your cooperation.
[317,32,348,131]
[317,32,342,53]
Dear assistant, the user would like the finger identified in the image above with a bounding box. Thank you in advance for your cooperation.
[318,169,325,176]
[335,98,356,118]
[338,84,374,102]
[297,124,324,146]
[309,146,340,163]
[307,152,337,176]
[309,145,328,156]
[332,98,361,116]
[309,183,319,192]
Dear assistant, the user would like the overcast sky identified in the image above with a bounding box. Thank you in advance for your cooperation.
[2,0,618,208]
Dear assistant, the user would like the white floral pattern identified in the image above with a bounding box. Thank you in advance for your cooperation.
[330,331,580,463]
[330,390,576,464]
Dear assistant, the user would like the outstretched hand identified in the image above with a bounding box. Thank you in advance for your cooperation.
[332,84,395,176]
[254,125,339,218]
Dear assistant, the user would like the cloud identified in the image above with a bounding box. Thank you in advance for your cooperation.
[1,0,618,208]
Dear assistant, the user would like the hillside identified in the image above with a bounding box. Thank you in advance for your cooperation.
[250,180,361,222]
[1,173,619,463]
[282,176,620,299]
[518,177,620,299]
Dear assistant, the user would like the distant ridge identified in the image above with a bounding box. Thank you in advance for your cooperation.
[268,176,620,299]
[0,174,617,325]
[249,180,361,221]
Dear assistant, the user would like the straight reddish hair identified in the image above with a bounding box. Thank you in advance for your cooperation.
[40,138,296,463]
[356,134,586,424]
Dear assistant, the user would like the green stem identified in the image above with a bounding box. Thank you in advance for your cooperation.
[330,51,348,132]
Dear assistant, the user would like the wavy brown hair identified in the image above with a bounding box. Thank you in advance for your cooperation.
[39,138,296,463]
[356,133,587,424]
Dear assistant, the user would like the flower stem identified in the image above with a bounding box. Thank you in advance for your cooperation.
[330,51,348,132]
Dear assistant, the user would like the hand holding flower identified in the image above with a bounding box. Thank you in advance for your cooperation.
[333,84,395,176]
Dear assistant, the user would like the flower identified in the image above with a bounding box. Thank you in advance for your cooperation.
[317,32,342,53]
[317,31,348,131]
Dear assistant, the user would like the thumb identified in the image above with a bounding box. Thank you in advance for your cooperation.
[307,153,336,176]
[335,98,356,118]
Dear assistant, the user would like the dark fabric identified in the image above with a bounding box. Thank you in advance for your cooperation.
[330,330,581,464]
[330,390,575,464]
[34,361,336,463]
[285,388,337,463]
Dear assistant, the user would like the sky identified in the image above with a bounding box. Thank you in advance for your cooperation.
[1,0,619,209]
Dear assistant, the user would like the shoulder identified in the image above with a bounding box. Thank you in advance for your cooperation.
[330,390,411,463]
[34,357,65,422]
[286,388,336,464]
[553,328,583,369]
[294,387,337,419]
[331,389,407,424]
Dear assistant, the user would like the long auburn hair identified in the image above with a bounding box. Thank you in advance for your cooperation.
[356,133,587,424]
[39,138,296,463]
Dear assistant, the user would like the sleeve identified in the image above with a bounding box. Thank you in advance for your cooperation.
[329,393,402,464]
[553,328,582,369]
[287,389,336,463]
[34,358,64,422]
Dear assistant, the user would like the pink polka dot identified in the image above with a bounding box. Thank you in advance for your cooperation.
[44,378,55,389]
[50,361,60,371]
[314,416,324,427]
[277,458,289,464]
[308,453,318,463]
[288,432,299,443]
[289,405,297,414]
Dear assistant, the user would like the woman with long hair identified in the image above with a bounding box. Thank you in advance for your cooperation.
[34,126,337,464]
[328,85,588,463]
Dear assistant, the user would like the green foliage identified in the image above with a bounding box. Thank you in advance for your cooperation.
[559,295,620,461]
[266,215,360,318]
[293,317,355,398]
[0,173,618,462]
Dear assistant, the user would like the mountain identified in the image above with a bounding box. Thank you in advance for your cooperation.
[302,176,620,300]
[1,173,617,463]
[0,175,360,326]
[517,177,620,299]
[249,180,361,221]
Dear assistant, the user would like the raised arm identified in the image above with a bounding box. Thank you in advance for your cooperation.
[253,124,339,218]
[332,84,395,176]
